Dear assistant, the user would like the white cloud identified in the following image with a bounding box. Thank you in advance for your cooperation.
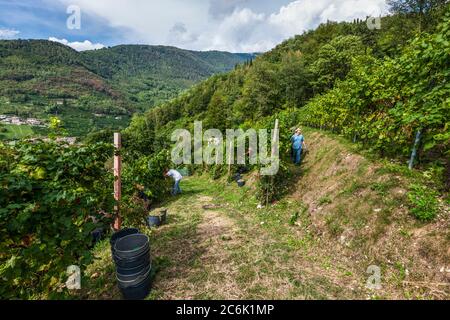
[0,28,20,39]
[197,0,387,52]
[202,8,269,52]
[269,0,387,37]
[48,37,106,51]
[54,0,388,52]
[56,0,208,45]
[168,22,198,45]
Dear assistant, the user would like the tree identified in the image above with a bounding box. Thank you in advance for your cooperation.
[387,0,450,30]
[388,0,448,14]
[241,61,281,120]
[205,90,228,130]
[309,35,365,93]
[123,114,155,157]
[279,51,313,107]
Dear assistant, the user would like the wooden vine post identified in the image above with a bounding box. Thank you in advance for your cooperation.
[113,132,122,231]
[227,140,233,178]
[272,119,279,158]
[266,119,279,206]
[408,129,422,170]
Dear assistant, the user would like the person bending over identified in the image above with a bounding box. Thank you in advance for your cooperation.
[164,168,183,196]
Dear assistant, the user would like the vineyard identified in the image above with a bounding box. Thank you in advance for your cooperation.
[0,2,449,300]
[0,137,173,298]
[298,18,450,160]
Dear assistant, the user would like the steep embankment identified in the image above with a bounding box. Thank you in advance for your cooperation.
[289,129,449,299]
[79,128,449,300]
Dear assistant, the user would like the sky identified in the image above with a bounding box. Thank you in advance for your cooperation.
[0,0,389,52]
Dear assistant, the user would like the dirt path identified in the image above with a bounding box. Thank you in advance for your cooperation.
[184,196,245,299]
[149,194,246,299]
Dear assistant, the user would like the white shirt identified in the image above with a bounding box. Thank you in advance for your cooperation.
[167,169,182,181]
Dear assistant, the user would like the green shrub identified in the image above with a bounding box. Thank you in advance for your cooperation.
[407,184,439,221]
[121,150,171,209]
[0,140,114,298]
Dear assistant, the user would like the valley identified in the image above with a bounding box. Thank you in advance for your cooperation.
[0,40,255,138]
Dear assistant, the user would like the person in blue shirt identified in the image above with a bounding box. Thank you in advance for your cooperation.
[290,128,306,165]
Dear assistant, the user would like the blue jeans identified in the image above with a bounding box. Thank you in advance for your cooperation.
[293,148,302,165]
[172,180,182,195]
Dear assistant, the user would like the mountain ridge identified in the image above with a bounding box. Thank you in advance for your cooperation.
[0,39,254,137]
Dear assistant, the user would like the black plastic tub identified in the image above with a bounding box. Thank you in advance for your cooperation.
[114,247,151,269]
[117,265,151,289]
[147,215,161,228]
[91,227,104,245]
[117,263,151,282]
[118,270,152,300]
[116,260,151,277]
[237,179,246,187]
[114,234,150,260]
[110,228,140,255]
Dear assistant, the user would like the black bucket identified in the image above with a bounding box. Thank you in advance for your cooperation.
[111,230,152,300]
[110,228,140,255]
[116,259,151,277]
[117,262,151,282]
[114,246,151,269]
[114,234,150,260]
[118,266,151,288]
[237,179,246,187]
[91,227,104,245]
[147,215,162,228]
[118,268,152,300]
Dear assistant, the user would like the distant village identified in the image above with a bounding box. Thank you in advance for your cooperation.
[27,136,78,145]
[0,115,47,127]
[0,115,79,144]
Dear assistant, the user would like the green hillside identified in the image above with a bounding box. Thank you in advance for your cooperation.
[1,2,449,300]
[121,6,449,170]
[0,40,254,137]
[82,7,449,300]
[81,45,256,108]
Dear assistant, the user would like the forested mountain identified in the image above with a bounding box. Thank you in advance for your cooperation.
[121,3,449,186]
[81,45,256,109]
[82,45,255,79]
[0,40,254,137]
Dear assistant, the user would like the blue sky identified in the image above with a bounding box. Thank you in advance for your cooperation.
[0,0,388,52]
[0,0,130,46]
